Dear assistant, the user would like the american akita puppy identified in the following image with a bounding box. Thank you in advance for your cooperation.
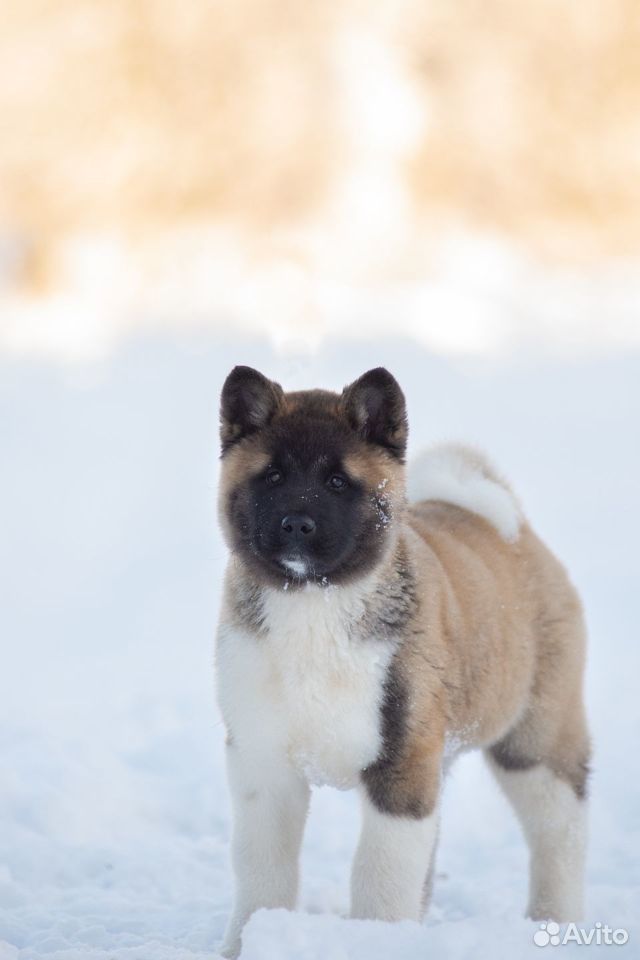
[215,365,590,958]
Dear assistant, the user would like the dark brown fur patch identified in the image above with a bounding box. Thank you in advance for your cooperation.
[362,542,419,639]
[361,662,424,817]
[490,736,591,800]
[341,367,408,461]
[361,657,439,820]
[489,737,541,773]
[568,756,591,800]
[220,366,284,454]
[359,546,430,816]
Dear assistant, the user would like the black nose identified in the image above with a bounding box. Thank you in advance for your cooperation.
[281,514,316,539]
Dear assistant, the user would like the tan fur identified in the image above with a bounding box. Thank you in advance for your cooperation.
[217,445,270,545]
[369,495,589,812]
[220,434,589,809]
[343,449,405,492]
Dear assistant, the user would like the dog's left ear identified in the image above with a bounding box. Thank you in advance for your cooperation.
[341,367,408,460]
[220,365,284,453]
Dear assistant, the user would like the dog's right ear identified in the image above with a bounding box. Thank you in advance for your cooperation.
[220,366,284,453]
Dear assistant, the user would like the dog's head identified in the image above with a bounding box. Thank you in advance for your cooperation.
[217,366,407,586]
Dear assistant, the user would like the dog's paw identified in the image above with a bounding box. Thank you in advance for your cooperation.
[219,927,242,959]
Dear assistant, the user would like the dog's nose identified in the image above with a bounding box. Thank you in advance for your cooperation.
[281,514,316,539]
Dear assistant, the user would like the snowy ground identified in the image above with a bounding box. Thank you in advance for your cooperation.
[1,333,639,958]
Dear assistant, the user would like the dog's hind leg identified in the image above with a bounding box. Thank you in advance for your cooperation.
[485,687,590,921]
[486,753,588,920]
[420,816,440,917]
[486,580,590,922]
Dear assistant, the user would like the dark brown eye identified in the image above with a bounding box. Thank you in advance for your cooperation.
[266,469,283,486]
[328,474,347,490]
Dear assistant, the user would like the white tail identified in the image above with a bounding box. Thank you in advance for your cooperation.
[407,444,523,542]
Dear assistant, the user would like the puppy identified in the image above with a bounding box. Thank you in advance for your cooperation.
[215,366,590,958]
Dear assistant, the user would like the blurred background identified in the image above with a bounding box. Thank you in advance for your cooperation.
[1,3,639,958]
[1,0,640,359]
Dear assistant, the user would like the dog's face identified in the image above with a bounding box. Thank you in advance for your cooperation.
[218,366,408,586]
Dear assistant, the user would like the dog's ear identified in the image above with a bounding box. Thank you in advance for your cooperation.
[220,366,284,453]
[341,367,407,460]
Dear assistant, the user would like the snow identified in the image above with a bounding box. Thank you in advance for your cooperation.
[1,333,639,958]
[3,232,640,365]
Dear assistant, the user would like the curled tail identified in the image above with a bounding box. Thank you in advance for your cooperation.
[407,443,523,543]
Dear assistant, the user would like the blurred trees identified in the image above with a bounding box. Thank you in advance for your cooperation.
[1,0,639,289]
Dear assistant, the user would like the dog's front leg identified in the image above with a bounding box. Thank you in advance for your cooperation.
[220,743,310,959]
[350,790,440,922]
[351,748,442,923]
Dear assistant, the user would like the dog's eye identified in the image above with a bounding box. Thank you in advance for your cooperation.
[265,469,283,486]
[328,474,348,491]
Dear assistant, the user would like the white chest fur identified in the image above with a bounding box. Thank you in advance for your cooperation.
[217,581,394,789]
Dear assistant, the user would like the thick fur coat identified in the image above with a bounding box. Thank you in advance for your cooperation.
[215,366,590,958]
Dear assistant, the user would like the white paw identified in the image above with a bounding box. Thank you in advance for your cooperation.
[219,917,244,960]
[219,933,241,959]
